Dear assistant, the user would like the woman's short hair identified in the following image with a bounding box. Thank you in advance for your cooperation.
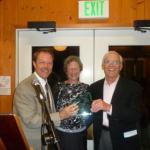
[64,55,83,73]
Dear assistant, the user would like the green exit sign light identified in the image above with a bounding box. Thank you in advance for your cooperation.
[79,0,109,19]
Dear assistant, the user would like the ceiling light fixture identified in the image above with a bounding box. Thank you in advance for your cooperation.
[54,46,67,51]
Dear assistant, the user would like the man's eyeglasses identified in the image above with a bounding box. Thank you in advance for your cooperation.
[103,60,121,66]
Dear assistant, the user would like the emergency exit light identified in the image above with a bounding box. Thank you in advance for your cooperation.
[78,0,109,19]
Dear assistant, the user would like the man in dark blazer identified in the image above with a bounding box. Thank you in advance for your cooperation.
[89,51,142,150]
[13,48,78,150]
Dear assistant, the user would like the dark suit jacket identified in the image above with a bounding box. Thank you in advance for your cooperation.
[89,76,142,150]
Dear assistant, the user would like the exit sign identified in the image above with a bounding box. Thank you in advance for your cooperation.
[78,0,109,19]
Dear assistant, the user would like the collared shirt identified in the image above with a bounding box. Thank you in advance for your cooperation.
[34,72,47,95]
[33,72,60,126]
[102,76,119,127]
[34,72,55,112]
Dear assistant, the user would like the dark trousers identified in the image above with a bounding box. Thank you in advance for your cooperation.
[57,130,87,150]
[98,128,113,150]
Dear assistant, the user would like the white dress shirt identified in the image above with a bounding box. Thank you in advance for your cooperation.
[34,72,54,112]
[102,76,119,127]
[34,72,47,94]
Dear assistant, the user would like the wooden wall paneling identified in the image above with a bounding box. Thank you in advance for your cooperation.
[105,0,122,24]
[0,0,17,112]
[136,0,145,19]
[16,0,78,27]
[0,0,3,72]
[11,0,150,28]
[39,0,78,25]
[16,0,46,26]
[0,0,6,112]
[103,0,136,26]
[137,0,145,3]
[119,0,137,26]
[145,0,150,19]
[0,0,4,112]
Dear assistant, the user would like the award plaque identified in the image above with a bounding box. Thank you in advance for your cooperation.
[58,91,93,131]
[72,91,92,118]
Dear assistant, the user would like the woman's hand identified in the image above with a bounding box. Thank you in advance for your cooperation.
[59,103,79,120]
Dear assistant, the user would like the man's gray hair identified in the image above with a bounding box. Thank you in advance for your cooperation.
[102,51,123,65]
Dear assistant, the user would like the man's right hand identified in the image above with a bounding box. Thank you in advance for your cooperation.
[91,99,111,112]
